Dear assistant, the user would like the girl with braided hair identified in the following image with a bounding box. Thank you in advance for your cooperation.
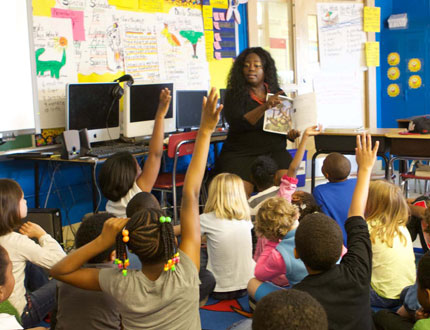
[50,88,223,330]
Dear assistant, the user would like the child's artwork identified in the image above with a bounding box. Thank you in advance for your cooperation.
[263,94,294,135]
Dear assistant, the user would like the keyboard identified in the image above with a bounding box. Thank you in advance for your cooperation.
[87,143,149,159]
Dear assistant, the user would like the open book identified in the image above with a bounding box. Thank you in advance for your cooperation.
[263,93,317,135]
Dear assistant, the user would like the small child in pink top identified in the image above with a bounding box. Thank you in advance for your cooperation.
[253,125,322,262]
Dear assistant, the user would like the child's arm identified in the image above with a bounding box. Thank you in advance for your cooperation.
[348,134,379,218]
[136,88,171,192]
[179,88,222,269]
[50,217,129,291]
[286,125,321,178]
[254,243,286,282]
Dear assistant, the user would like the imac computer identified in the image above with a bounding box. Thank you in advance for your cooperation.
[66,82,120,143]
[122,83,175,138]
[176,90,208,131]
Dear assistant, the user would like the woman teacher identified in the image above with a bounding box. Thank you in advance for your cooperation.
[215,47,300,196]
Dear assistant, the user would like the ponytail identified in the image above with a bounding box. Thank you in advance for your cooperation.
[114,208,179,276]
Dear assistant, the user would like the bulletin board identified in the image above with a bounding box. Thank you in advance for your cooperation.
[31,0,234,132]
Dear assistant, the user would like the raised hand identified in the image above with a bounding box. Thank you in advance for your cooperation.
[355,133,379,172]
[19,221,46,240]
[99,217,129,247]
[303,124,322,137]
[200,87,223,132]
[156,88,172,118]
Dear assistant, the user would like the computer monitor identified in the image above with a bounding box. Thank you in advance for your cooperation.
[176,90,207,131]
[122,83,175,138]
[66,82,120,143]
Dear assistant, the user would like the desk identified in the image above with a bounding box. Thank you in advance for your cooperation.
[16,131,227,213]
[311,129,398,191]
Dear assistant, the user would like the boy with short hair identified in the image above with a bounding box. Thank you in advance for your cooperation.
[55,213,121,330]
[293,134,378,330]
[252,289,328,330]
[313,152,357,245]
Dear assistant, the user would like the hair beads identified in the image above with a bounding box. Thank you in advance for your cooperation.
[114,209,179,277]
[160,216,180,272]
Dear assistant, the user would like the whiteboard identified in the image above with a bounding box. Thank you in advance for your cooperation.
[0,0,39,136]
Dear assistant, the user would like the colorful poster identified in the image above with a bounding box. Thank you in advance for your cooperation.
[317,3,367,71]
[33,16,77,129]
[120,12,161,82]
[156,7,209,90]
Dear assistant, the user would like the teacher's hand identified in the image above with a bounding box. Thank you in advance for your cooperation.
[265,91,283,109]
[287,129,301,141]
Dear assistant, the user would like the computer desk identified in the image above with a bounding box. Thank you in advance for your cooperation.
[311,128,398,192]
[14,131,228,213]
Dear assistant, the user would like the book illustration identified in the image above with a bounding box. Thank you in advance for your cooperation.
[263,94,294,135]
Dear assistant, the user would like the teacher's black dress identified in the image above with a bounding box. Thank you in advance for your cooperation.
[215,91,292,183]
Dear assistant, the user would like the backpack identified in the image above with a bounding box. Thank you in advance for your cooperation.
[408,115,430,134]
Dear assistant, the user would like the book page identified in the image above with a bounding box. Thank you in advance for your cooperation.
[263,94,294,135]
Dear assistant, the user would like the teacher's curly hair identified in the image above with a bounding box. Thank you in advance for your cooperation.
[226,47,280,106]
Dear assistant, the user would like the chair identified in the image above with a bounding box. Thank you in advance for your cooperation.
[391,158,430,197]
[152,131,199,223]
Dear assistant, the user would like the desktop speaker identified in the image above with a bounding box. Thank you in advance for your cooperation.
[25,208,63,244]
[61,130,81,160]
[79,128,91,156]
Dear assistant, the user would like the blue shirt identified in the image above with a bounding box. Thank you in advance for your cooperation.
[313,179,357,245]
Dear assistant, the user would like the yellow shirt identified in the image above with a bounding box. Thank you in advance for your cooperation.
[368,222,416,299]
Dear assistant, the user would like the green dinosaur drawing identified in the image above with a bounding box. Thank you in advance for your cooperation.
[179,30,204,58]
[35,48,66,79]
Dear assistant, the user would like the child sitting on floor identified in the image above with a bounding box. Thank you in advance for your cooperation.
[99,88,171,218]
[0,179,65,329]
[247,196,307,301]
[366,180,416,308]
[0,245,48,330]
[253,125,321,261]
[54,213,120,330]
[293,133,378,329]
[373,251,430,330]
[200,172,255,300]
[50,88,222,329]
[312,152,357,245]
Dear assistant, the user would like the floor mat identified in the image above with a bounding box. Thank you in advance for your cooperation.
[200,295,252,330]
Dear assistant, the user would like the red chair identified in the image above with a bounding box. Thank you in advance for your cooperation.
[153,131,199,223]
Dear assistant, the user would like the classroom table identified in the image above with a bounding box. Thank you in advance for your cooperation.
[13,131,228,213]
[311,128,399,191]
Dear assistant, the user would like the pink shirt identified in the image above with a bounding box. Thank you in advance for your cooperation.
[254,239,289,287]
[277,175,298,202]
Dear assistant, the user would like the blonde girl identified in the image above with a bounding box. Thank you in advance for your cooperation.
[200,173,255,300]
[247,197,307,302]
[366,180,416,308]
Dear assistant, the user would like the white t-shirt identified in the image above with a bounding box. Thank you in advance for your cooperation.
[368,222,416,299]
[200,211,255,292]
[0,232,66,315]
[106,182,142,218]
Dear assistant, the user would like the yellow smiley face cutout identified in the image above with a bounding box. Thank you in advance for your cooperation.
[387,52,400,66]
[408,75,422,89]
[387,67,400,80]
[408,58,422,72]
[387,84,400,97]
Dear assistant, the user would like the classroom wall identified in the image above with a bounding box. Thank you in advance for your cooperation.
[0,3,248,227]
[377,0,430,127]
